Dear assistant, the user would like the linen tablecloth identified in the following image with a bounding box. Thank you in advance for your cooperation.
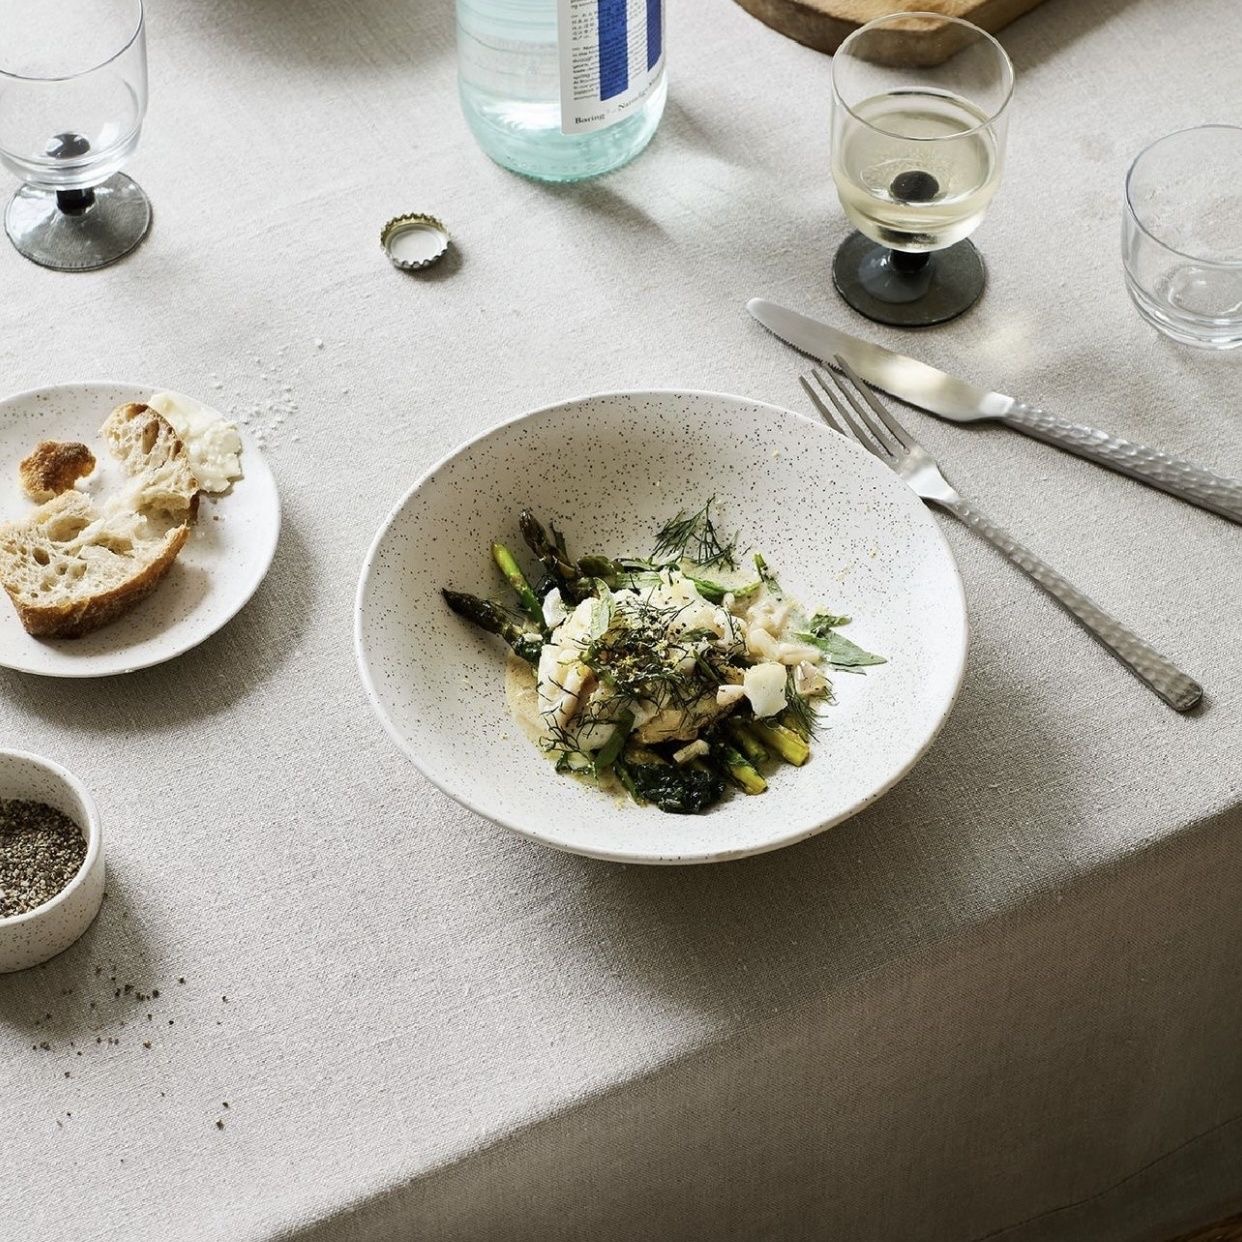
[2,0,1240,1238]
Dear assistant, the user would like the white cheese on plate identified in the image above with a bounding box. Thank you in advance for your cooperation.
[147,390,243,494]
[743,662,788,719]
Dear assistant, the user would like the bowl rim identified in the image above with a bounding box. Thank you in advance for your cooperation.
[354,388,969,864]
[0,749,101,926]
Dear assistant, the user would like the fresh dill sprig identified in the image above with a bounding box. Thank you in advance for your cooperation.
[652,498,740,571]
[782,667,819,739]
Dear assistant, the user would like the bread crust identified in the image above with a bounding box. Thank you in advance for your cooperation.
[19,441,96,501]
[2,523,190,639]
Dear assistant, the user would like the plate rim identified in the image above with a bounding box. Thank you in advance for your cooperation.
[354,387,969,864]
[0,379,281,679]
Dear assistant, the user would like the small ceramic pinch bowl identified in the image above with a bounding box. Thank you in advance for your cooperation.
[0,750,104,972]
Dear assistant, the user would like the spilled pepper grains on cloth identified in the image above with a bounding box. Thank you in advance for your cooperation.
[0,800,86,917]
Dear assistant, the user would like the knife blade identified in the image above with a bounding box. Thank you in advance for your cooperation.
[747,298,1242,525]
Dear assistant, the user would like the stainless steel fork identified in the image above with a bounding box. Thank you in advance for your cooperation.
[802,358,1203,713]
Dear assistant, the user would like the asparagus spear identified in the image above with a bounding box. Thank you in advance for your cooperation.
[441,590,543,664]
[576,554,622,585]
[727,721,769,766]
[593,710,635,771]
[714,744,767,795]
[519,510,579,586]
[491,542,544,624]
[744,720,810,766]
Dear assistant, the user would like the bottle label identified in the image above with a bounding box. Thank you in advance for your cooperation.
[557,0,665,135]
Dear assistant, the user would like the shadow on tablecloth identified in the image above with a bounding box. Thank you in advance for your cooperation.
[539,630,1076,1024]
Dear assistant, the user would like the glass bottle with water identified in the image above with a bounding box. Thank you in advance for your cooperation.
[457,0,667,182]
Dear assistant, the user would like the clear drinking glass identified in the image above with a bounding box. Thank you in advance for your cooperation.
[829,13,1013,326]
[0,0,150,271]
[1123,126,1242,350]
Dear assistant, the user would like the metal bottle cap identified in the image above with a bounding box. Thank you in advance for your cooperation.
[381,213,451,271]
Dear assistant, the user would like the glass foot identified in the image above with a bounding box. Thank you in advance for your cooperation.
[5,173,151,272]
[832,232,985,327]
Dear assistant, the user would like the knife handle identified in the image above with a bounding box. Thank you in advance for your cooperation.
[1002,402,1242,524]
[942,497,1203,712]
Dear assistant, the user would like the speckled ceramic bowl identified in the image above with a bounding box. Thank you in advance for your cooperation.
[0,751,104,971]
[355,391,968,864]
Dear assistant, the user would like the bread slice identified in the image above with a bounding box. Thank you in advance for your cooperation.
[20,441,96,501]
[0,491,189,638]
[101,403,199,517]
[0,402,200,640]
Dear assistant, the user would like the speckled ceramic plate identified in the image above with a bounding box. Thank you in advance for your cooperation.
[355,391,967,865]
[0,382,280,678]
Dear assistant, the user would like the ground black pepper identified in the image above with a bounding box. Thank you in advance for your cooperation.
[0,800,86,918]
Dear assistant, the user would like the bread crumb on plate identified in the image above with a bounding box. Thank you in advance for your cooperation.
[19,441,96,502]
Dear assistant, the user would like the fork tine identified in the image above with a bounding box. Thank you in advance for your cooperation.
[833,356,917,452]
[820,360,904,455]
[799,375,849,438]
[808,368,893,460]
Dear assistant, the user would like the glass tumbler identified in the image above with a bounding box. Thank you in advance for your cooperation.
[829,13,1013,327]
[0,0,151,271]
[1123,125,1242,350]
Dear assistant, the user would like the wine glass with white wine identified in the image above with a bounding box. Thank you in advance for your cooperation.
[830,13,1013,326]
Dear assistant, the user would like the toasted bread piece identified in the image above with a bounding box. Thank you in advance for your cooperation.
[101,402,199,517]
[0,491,189,638]
[19,441,96,501]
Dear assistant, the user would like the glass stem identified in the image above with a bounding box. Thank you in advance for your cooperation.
[888,249,931,274]
[55,187,96,215]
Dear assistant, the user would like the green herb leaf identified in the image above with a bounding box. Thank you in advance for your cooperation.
[753,553,781,596]
[806,610,851,634]
[796,629,886,668]
[684,574,761,603]
[587,593,612,641]
[615,757,725,814]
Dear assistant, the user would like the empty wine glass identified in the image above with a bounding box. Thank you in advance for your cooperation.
[830,13,1013,326]
[0,0,150,271]
[1124,126,1242,350]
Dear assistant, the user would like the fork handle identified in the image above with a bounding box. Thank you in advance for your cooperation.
[941,497,1203,711]
[1001,402,1242,524]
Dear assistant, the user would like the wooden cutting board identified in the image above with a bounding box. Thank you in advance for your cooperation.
[732,0,1050,64]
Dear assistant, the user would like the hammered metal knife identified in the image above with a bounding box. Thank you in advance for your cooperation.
[747,298,1242,525]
